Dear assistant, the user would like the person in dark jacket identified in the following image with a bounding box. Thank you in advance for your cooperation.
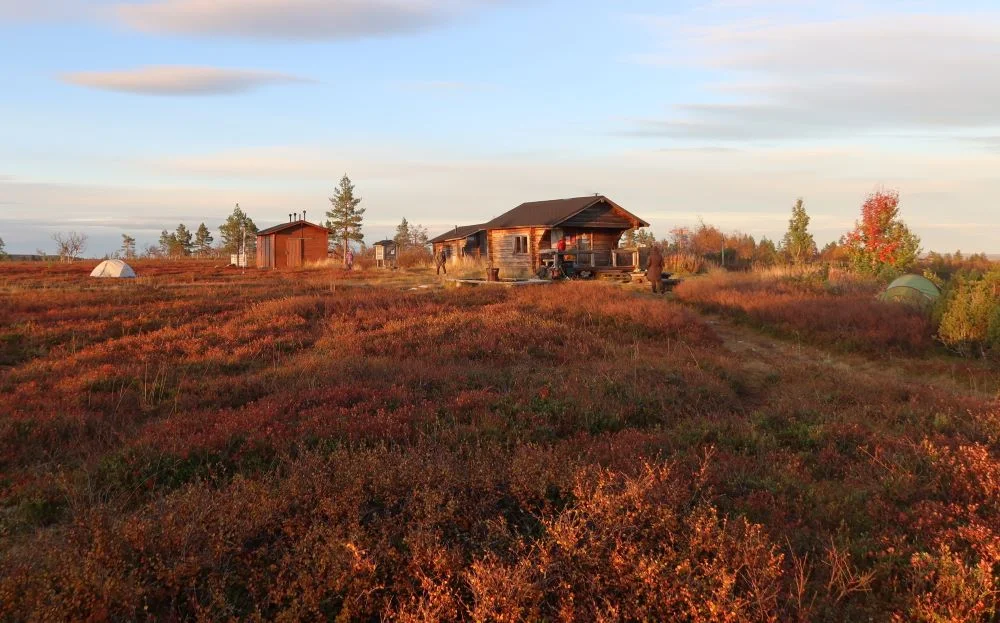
[436,248,448,275]
[646,245,665,294]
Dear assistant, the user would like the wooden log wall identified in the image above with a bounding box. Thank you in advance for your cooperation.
[488,227,534,275]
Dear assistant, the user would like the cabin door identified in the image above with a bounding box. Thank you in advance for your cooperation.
[287,238,303,268]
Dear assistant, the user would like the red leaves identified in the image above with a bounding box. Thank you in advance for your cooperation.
[843,189,920,272]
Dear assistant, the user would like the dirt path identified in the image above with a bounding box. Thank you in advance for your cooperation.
[704,314,1000,402]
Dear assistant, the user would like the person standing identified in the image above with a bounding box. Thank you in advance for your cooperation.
[345,248,354,271]
[646,245,664,294]
[436,248,448,275]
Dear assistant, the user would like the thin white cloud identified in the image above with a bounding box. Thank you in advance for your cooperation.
[629,13,1000,141]
[0,0,97,20]
[4,141,999,253]
[59,66,310,96]
[115,0,502,40]
[963,136,1000,152]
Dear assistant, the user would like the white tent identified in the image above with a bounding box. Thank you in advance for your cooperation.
[90,259,137,279]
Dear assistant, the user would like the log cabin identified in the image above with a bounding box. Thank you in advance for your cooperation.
[256,216,330,269]
[431,196,649,278]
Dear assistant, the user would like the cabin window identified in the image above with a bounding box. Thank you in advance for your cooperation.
[514,235,528,254]
[577,234,591,250]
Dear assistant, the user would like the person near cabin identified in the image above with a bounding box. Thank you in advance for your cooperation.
[646,245,665,294]
[436,248,448,275]
[345,248,354,271]
[552,236,568,275]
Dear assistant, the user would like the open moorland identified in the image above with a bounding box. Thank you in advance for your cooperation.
[1,260,998,621]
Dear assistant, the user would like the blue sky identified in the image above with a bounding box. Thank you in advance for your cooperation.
[1,0,998,255]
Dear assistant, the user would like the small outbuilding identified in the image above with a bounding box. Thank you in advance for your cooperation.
[90,259,136,279]
[372,240,398,269]
[256,216,330,269]
[880,274,940,308]
[429,224,488,263]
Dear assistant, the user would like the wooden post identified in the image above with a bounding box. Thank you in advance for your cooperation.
[530,227,535,272]
[612,250,617,267]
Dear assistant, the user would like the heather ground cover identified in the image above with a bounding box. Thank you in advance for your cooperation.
[0,260,997,621]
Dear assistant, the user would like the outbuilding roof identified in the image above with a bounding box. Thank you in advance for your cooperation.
[429,224,487,244]
[257,220,330,237]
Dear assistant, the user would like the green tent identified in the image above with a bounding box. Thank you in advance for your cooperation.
[880,274,940,308]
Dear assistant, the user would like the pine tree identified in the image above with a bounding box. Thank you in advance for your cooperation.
[219,203,258,255]
[325,174,365,266]
[394,217,412,250]
[755,237,779,266]
[120,234,136,259]
[635,229,656,247]
[0,236,7,260]
[158,230,175,256]
[781,198,816,264]
[194,223,214,257]
[174,224,193,256]
[622,228,637,248]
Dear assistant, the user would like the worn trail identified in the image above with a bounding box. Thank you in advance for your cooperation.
[704,313,999,402]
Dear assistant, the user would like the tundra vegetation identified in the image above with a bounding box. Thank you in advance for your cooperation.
[0,259,997,621]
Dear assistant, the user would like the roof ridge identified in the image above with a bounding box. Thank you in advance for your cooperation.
[257,220,330,236]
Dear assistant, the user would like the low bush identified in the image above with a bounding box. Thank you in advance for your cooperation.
[1,261,997,621]
[935,269,1000,359]
[674,270,934,354]
[397,246,435,269]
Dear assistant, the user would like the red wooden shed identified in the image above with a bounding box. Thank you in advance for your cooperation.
[256,217,330,269]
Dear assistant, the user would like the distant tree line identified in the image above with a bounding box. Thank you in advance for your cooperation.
[393,217,430,250]
[111,204,258,260]
[156,223,215,258]
[627,189,996,359]
[626,190,924,277]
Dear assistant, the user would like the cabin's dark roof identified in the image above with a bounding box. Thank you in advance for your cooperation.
[372,239,396,247]
[483,195,648,229]
[429,224,486,244]
[257,220,330,237]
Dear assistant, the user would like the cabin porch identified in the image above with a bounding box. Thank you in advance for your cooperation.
[539,247,651,274]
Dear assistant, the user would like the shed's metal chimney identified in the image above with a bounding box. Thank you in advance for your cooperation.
[303,210,307,222]
[288,213,292,222]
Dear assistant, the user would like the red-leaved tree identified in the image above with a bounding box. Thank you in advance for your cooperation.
[842,189,921,276]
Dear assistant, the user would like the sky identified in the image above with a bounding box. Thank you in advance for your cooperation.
[1,0,998,256]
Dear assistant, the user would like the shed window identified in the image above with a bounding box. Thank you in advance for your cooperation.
[514,235,529,254]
